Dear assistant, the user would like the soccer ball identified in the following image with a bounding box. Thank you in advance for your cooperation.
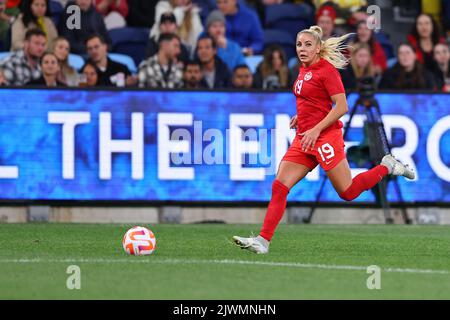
[122,226,156,256]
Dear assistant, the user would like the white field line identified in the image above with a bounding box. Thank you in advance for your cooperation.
[0,258,448,275]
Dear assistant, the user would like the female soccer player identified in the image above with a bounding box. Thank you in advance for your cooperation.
[233,25,415,254]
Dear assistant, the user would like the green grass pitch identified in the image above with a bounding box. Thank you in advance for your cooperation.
[1,223,450,299]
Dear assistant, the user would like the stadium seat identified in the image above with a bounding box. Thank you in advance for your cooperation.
[245,55,263,73]
[0,51,11,63]
[109,53,137,74]
[49,0,64,26]
[68,53,85,71]
[109,27,149,67]
[288,56,299,69]
[263,29,296,60]
[387,57,398,68]
[264,3,314,40]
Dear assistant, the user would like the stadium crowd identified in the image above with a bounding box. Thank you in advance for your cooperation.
[0,0,449,92]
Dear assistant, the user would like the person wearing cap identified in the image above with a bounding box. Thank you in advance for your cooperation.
[150,0,203,54]
[145,11,189,64]
[216,0,264,56]
[316,5,337,41]
[205,9,245,71]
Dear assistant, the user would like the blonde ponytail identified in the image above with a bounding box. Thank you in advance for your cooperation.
[298,26,354,69]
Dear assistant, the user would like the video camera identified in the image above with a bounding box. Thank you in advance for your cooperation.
[357,76,376,101]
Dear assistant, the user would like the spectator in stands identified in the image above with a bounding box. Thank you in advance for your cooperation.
[347,5,380,32]
[150,0,203,54]
[85,34,134,87]
[350,20,387,76]
[58,0,111,54]
[52,36,78,86]
[253,44,291,90]
[318,0,368,23]
[407,13,446,71]
[0,66,6,85]
[0,28,45,85]
[0,0,20,47]
[216,0,264,55]
[26,51,66,86]
[94,0,128,30]
[80,61,99,86]
[431,43,450,92]
[321,0,366,11]
[231,64,253,89]
[182,59,205,89]
[289,58,300,85]
[316,4,337,41]
[11,0,57,51]
[126,0,156,28]
[195,34,230,88]
[205,9,245,71]
[379,43,435,91]
[138,33,183,88]
[340,42,375,90]
[145,11,189,63]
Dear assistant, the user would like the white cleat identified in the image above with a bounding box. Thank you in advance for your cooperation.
[381,154,415,180]
[232,235,269,254]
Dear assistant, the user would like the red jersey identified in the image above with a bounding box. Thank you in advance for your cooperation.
[292,58,345,134]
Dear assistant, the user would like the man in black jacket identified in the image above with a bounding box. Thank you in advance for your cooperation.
[126,0,157,28]
[58,0,111,54]
[196,34,231,89]
[85,34,135,86]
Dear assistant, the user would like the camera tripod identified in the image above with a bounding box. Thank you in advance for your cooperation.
[303,95,412,224]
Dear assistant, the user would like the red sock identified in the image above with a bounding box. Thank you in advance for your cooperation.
[339,165,389,201]
[259,180,290,241]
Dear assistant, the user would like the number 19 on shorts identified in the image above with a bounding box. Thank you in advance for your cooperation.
[317,143,335,161]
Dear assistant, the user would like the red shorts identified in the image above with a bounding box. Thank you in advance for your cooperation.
[282,129,346,171]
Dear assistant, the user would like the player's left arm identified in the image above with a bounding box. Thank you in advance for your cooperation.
[300,93,348,151]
